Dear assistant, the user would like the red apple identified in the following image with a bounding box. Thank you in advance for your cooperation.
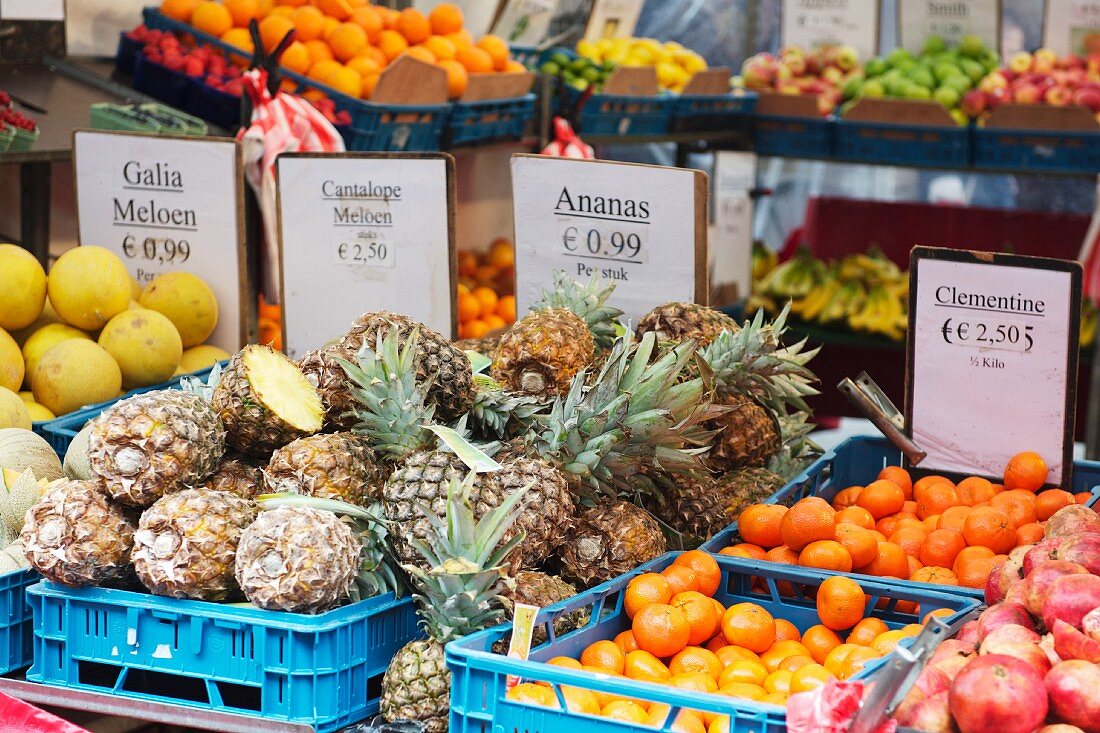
[1044,505,1100,539]
[1057,533,1100,574]
[976,602,1036,639]
[1051,619,1100,662]
[900,691,955,732]
[1042,573,1100,630]
[1009,51,1034,73]
[1045,660,1100,732]
[962,89,988,117]
[1014,83,1042,104]
[979,623,1041,654]
[948,655,1048,733]
[977,639,1051,676]
[1026,560,1089,615]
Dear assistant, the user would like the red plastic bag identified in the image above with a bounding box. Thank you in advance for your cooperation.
[786,679,897,733]
[540,116,594,159]
[0,693,91,733]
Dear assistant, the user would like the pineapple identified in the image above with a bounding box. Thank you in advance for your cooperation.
[706,394,782,469]
[467,374,544,440]
[453,336,500,356]
[298,347,359,430]
[502,570,588,647]
[21,479,135,587]
[201,455,264,499]
[264,432,385,506]
[88,389,226,507]
[132,488,255,601]
[650,467,785,545]
[211,344,324,458]
[380,475,528,733]
[532,271,624,350]
[636,302,740,347]
[560,501,666,588]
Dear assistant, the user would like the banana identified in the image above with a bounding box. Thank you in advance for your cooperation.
[800,279,840,321]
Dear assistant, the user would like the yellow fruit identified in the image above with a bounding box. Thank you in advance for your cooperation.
[179,344,231,373]
[24,402,55,422]
[32,340,122,416]
[0,244,47,331]
[18,391,33,402]
[138,272,219,348]
[21,324,92,390]
[0,388,30,429]
[0,328,22,393]
[325,65,362,97]
[47,246,131,331]
[98,309,183,389]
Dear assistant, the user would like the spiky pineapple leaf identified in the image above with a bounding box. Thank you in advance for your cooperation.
[532,270,624,350]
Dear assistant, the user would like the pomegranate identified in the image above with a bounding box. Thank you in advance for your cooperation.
[985,561,1006,605]
[1081,607,1100,642]
[893,666,951,723]
[1025,561,1090,615]
[929,639,977,680]
[1055,533,1100,574]
[976,602,1036,639]
[900,691,955,733]
[988,545,1030,605]
[1024,538,1065,575]
[1042,573,1100,630]
[948,654,1048,733]
[979,623,1041,653]
[1044,505,1100,538]
[956,621,980,645]
[1036,727,1086,733]
[1051,619,1100,662]
[1004,580,1029,606]
[1045,660,1100,732]
[1039,632,1064,665]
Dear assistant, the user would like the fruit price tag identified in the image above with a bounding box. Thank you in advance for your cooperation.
[780,0,881,60]
[1043,1,1100,56]
[491,0,559,45]
[905,247,1081,487]
[505,603,540,690]
[72,130,247,351]
[712,151,756,308]
[897,0,1001,55]
[511,154,707,323]
[583,0,644,41]
[276,152,456,359]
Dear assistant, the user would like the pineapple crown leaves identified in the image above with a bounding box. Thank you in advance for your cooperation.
[255,493,404,599]
[532,270,624,350]
[468,374,547,440]
[402,474,529,642]
[700,303,821,413]
[336,325,437,461]
[179,361,223,401]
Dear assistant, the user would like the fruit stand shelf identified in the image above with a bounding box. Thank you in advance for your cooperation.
[0,677,314,732]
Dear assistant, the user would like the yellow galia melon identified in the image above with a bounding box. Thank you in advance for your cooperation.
[47,246,131,330]
[32,340,121,416]
[139,272,219,347]
[0,390,30,430]
[98,308,183,388]
[0,244,47,331]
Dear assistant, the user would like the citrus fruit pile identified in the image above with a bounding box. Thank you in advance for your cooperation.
[574,37,707,92]
[162,0,525,100]
[722,451,1090,592]
[457,238,515,340]
[506,551,943,729]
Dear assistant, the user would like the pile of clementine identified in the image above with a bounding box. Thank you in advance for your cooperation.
[162,0,526,101]
[457,238,515,340]
[506,552,944,729]
[721,451,1089,592]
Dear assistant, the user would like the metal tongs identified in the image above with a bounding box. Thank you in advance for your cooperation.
[848,616,952,733]
[838,372,926,466]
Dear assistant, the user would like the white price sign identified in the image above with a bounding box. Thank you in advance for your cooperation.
[898,0,1001,55]
[712,151,757,307]
[781,0,880,60]
[583,0,645,41]
[276,153,455,359]
[73,130,247,351]
[905,247,1081,488]
[511,155,707,322]
[1043,0,1100,56]
[491,0,559,45]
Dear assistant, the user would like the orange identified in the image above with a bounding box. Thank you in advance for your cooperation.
[275,0,308,6]
[1004,451,1047,492]
[270,5,294,15]
[613,629,640,654]
[602,700,649,723]
[476,33,510,70]
[396,8,431,44]
[670,646,723,680]
[496,294,515,322]
[258,14,295,51]
[161,0,201,22]
[778,654,815,672]
[773,618,801,642]
[801,625,842,664]
[952,545,995,588]
[562,686,600,715]
[764,668,793,693]
[673,551,721,597]
[329,22,367,61]
[907,555,923,578]
[307,58,341,80]
[718,659,768,687]
[816,576,866,631]
[759,640,812,672]
[871,629,912,656]
[291,6,325,41]
[957,477,996,506]
[913,475,953,501]
[625,573,672,618]
[922,608,954,625]
[779,498,836,552]
[923,515,941,531]
[224,0,260,26]
[359,44,386,67]
[669,672,718,694]
[190,1,233,36]
[739,504,787,548]
[305,39,334,62]
[834,523,878,567]
[221,27,254,54]
[878,466,913,498]
[315,0,352,20]
[1035,488,1074,520]
[325,65,362,97]
[856,541,909,579]
[471,286,498,317]
[661,565,699,596]
[404,45,436,63]
[1075,491,1092,504]
[547,655,582,670]
[790,663,834,693]
[834,646,880,679]
[321,15,339,39]
[623,649,671,682]
[910,566,957,586]
[459,320,489,340]
[633,603,690,659]
[447,28,474,51]
[377,29,408,61]
[346,55,381,79]
[831,487,862,510]
[798,540,853,572]
[429,3,464,35]
[822,643,861,676]
[938,505,972,533]
[423,35,457,61]
[671,591,720,646]
[903,500,919,515]
[715,645,760,666]
[888,526,927,558]
[846,617,888,647]
[1015,521,1045,545]
[456,291,481,323]
[457,46,494,73]
[720,543,766,560]
[350,5,383,42]
[991,490,1038,528]
[670,711,708,733]
[721,603,775,653]
[962,506,1015,553]
[917,482,960,520]
[507,682,556,707]
[717,682,766,701]
[760,691,789,706]
[856,480,906,519]
[918,527,966,568]
[835,506,875,529]
[581,640,626,674]
[281,40,311,73]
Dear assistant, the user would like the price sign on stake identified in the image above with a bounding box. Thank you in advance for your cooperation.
[73,130,247,351]
[510,154,708,322]
[905,247,1081,488]
[1043,1,1100,57]
[781,0,880,61]
[276,152,456,359]
[897,0,1001,55]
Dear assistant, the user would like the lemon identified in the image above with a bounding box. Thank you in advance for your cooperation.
[0,329,23,393]
[0,245,47,331]
[32,340,122,416]
[23,402,55,422]
[21,323,92,390]
[179,344,230,373]
[98,308,182,389]
[0,388,30,430]
[48,246,131,330]
[139,272,219,348]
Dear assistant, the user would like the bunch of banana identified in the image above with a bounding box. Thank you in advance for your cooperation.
[837,252,902,286]
[752,241,779,282]
[848,284,907,340]
[755,249,827,300]
[1081,298,1098,348]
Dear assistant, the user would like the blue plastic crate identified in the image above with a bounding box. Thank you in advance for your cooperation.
[445,94,535,146]
[568,89,674,137]
[132,54,192,109]
[753,114,834,159]
[0,570,38,675]
[115,31,142,75]
[510,45,539,68]
[671,92,757,134]
[834,119,970,168]
[702,435,1100,557]
[972,126,1100,174]
[448,553,980,733]
[187,77,243,132]
[27,582,420,732]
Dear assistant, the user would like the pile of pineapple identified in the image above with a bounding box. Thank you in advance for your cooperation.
[0,244,227,428]
[11,270,817,733]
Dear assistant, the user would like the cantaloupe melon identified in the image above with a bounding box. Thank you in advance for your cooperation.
[0,428,63,481]
[62,423,95,481]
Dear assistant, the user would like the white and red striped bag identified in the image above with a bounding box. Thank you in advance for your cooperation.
[540,116,594,159]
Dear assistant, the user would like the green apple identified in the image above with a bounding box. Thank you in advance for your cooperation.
[841,75,864,100]
[959,58,985,82]
[860,79,886,98]
[887,48,913,67]
[864,58,889,77]
[906,84,932,100]
[941,75,972,93]
[885,77,910,96]
[957,34,986,59]
[908,68,935,89]
[922,35,946,55]
[933,86,960,109]
[933,62,962,83]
